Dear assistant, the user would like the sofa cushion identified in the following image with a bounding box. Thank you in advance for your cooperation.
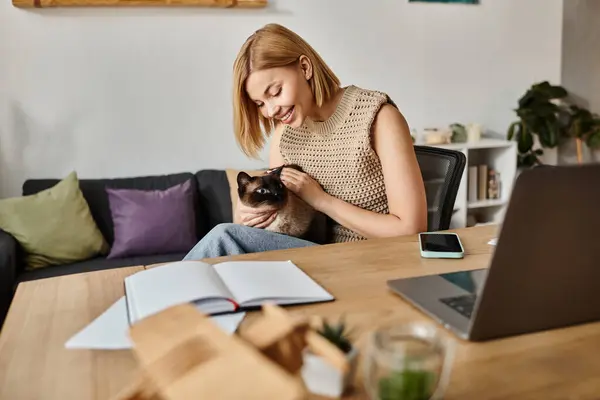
[106,179,197,259]
[2,172,109,270]
[194,170,234,237]
[22,172,200,250]
[16,252,187,284]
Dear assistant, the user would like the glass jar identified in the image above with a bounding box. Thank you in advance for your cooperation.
[363,322,456,400]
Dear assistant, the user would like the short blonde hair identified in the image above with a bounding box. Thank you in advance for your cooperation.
[232,23,341,158]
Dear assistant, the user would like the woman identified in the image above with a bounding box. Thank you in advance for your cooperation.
[183,23,427,260]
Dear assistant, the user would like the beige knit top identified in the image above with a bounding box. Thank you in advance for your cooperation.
[279,85,393,243]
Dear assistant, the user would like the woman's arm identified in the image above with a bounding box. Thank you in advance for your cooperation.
[320,104,427,237]
[282,104,427,238]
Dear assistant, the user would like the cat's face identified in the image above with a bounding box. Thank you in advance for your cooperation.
[237,168,287,208]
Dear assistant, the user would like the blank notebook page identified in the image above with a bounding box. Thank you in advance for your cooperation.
[214,260,333,305]
[128,261,232,321]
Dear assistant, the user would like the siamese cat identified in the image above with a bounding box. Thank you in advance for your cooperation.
[236,165,318,239]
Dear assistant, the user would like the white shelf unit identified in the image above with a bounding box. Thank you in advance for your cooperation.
[422,138,518,229]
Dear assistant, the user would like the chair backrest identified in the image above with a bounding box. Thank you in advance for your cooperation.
[414,145,466,231]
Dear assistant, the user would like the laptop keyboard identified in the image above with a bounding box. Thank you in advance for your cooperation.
[439,293,477,319]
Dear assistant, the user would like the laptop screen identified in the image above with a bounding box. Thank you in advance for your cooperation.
[439,270,487,294]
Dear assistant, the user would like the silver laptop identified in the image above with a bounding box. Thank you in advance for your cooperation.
[387,163,600,341]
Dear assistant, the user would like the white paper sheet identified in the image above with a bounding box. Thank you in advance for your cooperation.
[65,297,132,350]
[65,296,246,350]
[488,238,498,246]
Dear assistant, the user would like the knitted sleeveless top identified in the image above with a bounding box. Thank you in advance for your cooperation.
[279,85,393,243]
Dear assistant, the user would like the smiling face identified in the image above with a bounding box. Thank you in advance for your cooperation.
[244,56,315,129]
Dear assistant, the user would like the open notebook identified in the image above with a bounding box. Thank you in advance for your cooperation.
[124,260,334,324]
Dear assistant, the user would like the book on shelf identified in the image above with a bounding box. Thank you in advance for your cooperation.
[478,165,488,200]
[124,259,334,324]
[468,164,502,203]
[468,166,478,202]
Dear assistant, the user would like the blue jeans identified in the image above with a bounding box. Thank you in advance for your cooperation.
[183,223,318,260]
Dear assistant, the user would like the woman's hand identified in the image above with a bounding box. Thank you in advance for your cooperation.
[280,167,329,210]
[236,201,278,228]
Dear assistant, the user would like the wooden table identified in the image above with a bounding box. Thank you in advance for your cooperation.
[0,225,599,399]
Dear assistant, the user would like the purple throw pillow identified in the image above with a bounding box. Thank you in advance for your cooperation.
[106,179,197,259]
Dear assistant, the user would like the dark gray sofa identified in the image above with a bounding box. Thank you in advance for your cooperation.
[0,169,242,326]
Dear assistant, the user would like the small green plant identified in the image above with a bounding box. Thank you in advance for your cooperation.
[317,317,353,354]
[378,369,437,400]
[449,123,467,143]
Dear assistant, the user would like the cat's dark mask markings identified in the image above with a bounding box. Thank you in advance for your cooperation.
[236,164,319,239]
[236,167,287,209]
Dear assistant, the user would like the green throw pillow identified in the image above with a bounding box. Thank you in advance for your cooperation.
[0,171,109,270]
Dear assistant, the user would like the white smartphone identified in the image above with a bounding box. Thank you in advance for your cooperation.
[418,232,464,259]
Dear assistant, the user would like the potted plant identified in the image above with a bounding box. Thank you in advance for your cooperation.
[301,316,358,398]
[506,81,568,168]
[562,104,600,164]
[507,81,600,168]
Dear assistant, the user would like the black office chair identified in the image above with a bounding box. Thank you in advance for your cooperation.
[414,145,466,231]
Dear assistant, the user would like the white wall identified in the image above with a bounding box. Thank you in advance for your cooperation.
[0,0,564,197]
[561,0,600,113]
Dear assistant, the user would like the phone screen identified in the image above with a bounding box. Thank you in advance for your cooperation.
[420,233,463,253]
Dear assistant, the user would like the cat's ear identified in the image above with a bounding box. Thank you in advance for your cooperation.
[237,171,252,188]
[270,165,285,176]
[285,164,304,173]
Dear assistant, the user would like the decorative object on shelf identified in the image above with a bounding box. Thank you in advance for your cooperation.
[363,321,456,400]
[409,0,478,3]
[112,303,349,400]
[423,128,452,145]
[301,316,358,398]
[506,81,600,168]
[13,0,266,8]
[487,169,500,200]
[449,123,468,143]
[466,123,483,142]
[471,164,502,202]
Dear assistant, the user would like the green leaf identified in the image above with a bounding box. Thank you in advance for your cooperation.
[521,115,545,136]
[531,101,559,117]
[518,152,540,168]
[537,119,559,148]
[586,131,600,149]
[544,85,568,99]
[518,90,536,108]
[546,119,559,147]
[531,81,568,99]
[517,125,534,154]
[527,153,541,166]
[318,317,353,353]
[507,121,519,141]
